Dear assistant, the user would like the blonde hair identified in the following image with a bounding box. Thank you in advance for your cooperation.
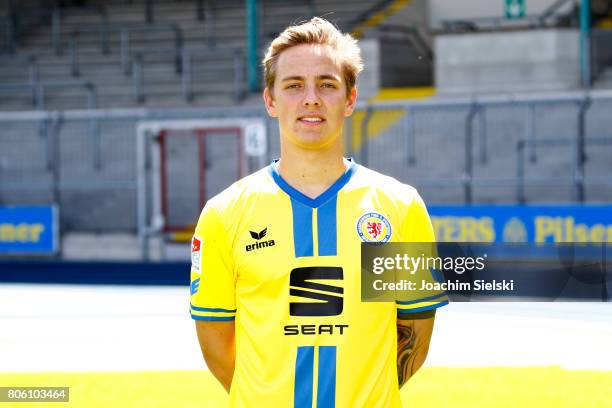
[262,17,363,97]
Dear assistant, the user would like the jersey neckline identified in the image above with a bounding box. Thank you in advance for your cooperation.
[268,158,358,208]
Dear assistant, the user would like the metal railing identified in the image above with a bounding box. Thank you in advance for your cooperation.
[119,23,183,75]
[0,80,100,171]
[1,90,611,237]
[131,48,181,103]
[0,83,44,110]
[143,0,214,25]
[131,46,246,104]
[0,79,96,110]
[52,6,109,55]
[442,0,578,33]
[2,3,54,53]
[35,80,98,110]
[0,54,39,106]
[352,90,612,204]
[538,0,578,24]
[181,47,246,103]
[347,0,396,35]
[67,22,184,77]
[370,25,433,62]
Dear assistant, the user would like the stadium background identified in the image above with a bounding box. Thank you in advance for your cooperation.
[0,0,611,406]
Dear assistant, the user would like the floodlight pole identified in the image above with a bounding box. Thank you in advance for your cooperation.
[246,0,259,92]
[580,0,591,88]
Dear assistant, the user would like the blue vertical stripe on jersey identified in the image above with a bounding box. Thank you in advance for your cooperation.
[294,346,315,408]
[317,346,337,408]
[290,198,314,257]
[317,196,337,256]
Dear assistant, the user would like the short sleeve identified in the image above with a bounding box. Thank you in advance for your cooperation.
[396,191,449,316]
[190,204,237,321]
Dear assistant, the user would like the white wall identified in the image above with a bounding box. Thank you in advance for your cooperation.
[435,29,581,94]
[429,0,577,30]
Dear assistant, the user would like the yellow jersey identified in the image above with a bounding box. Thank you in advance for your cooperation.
[190,159,447,407]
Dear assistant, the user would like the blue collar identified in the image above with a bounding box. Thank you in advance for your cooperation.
[268,158,358,208]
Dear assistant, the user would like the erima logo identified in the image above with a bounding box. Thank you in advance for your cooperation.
[245,227,275,252]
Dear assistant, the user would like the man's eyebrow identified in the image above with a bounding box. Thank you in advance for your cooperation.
[317,74,341,81]
[280,76,304,82]
[280,74,341,82]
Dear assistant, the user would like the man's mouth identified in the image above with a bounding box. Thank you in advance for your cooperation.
[298,116,325,125]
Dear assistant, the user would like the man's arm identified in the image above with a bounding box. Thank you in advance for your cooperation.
[195,320,236,392]
[397,310,436,388]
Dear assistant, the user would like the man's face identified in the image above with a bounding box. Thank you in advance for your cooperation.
[263,44,357,150]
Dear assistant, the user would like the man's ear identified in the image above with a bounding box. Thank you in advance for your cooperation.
[344,86,358,117]
[263,87,277,117]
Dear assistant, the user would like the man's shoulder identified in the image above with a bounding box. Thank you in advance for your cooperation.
[349,164,420,204]
[201,166,277,219]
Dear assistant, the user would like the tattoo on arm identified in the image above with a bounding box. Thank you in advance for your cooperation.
[397,319,419,387]
[397,310,435,387]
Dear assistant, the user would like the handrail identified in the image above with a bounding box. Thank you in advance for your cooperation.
[539,0,577,25]
[181,47,245,103]
[118,23,183,75]
[372,25,434,62]
[347,0,396,35]
[1,91,610,218]
[0,84,44,110]
[37,80,98,110]
[353,93,612,204]
[0,54,39,106]
[52,6,109,55]
[35,80,100,168]
[0,80,97,110]
[442,15,539,32]
[139,0,220,26]
[3,6,54,53]
[68,22,184,77]
[0,79,100,169]
[131,48,183,103]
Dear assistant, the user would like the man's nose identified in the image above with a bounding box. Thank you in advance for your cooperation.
[302,85,321,107]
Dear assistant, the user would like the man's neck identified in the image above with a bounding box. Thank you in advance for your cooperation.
[277,147,349,200]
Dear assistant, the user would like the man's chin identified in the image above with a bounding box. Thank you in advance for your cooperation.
[287,133,338,150]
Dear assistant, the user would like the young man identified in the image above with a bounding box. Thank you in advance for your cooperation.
[190,17,447,407]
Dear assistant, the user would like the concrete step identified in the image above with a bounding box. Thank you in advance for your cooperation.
[27,1,373,40]
[0,81,213,98]
[8,45,244,66]
[0,61,240,84]
[55,4,206,21]
[26,20,220,38]
[104,80,237,95]
[22,32,233,50]
[0,90,256,110]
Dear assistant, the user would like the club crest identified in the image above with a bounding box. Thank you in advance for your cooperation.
[356,212,392,243]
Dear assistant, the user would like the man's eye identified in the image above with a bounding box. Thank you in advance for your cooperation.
[321,83,336,88]
[286,84,301,89]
